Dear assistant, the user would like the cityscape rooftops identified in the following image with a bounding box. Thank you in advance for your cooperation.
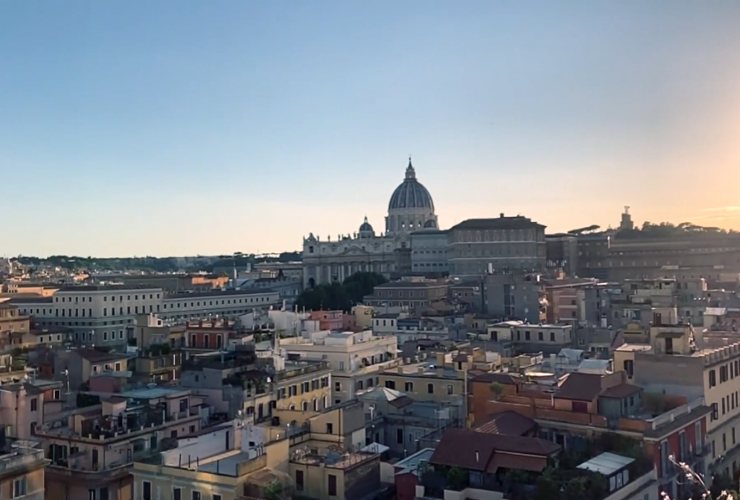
[431,428,559,472]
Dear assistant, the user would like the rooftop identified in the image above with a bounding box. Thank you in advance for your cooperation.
[449,216,546,231]
[474,411,537,437]
[431,428,559,472]
[577,452,634,475]
[394,448,435,476]
[119,386,190,400]
[165,288,276,299]
[76,348,130,363]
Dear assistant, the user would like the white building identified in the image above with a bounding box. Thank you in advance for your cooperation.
[280,330,399,405]
[11,286,280,346]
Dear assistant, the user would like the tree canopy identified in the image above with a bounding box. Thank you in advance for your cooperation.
[295,271,387,312]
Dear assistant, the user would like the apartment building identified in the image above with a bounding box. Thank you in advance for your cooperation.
[484,272,545,324]
[132,419,291,500]
[0,379,64,440]
[485,320,573,354]
[180,347,332,419]
[378,361,465,405]
[357,386,463,458]
[10,285,280,346]
[134,400,380,500]
[0,303,31,350]
[471,369,709,499]
[0,439,49,500]
[36,387,204,500]
[54,348,131,392]
[280,330,399,404]
[614,307,740,481]
[288,401,380,500]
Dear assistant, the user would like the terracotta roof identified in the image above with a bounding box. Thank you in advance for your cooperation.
[76,349,128,363]
[430,429,559,471]
[599,383,642,399]
[556,372,603,401]
[475,411,537,436]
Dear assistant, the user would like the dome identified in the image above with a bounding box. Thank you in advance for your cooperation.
[358,216,374,238]
[388,158,435,212]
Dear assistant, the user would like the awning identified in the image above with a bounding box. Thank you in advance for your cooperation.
[361,442,389,454]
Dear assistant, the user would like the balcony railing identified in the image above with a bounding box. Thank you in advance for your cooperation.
[0,448,46,475]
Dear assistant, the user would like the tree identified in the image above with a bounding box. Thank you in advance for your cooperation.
[446,466,467,491]
[263,480,284,500]
[489,382,504,399]
[295,271,386,311]
[342,272,387,304]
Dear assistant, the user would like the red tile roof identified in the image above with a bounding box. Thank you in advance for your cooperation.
[474,411,537,436]
[599,383,642,399]
[556,372,603,401]
[430,429,559,471]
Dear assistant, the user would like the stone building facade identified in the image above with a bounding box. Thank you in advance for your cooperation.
[302,159,439,288]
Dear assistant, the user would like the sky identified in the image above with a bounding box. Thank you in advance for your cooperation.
[1,1,739,257]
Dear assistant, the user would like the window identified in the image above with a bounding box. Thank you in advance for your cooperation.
[538,331,543,341]
[143,482,152,500]
[296,469,304,490]
[550,331,555,342]
[88,489,97,500]
[30,398,37,411]
[404,382,414,392]
[192,492,201,500]
[326,423,333,434]
[397,428,403,444]
[709,369,717,387]
[334,382,341,392]
[12,478,26,498]
[213,495,221,500]
[447,384,454,395]
[623,360,634,377]
[427,383,434,394]
[328,474,337,496]
[173,488,182,500]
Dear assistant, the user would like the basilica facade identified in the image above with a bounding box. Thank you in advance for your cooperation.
[302,159,439,288]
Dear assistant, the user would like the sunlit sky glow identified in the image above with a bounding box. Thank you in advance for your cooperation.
[2,1,739,257]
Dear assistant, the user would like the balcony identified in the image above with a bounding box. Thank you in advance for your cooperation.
[0,447,48,479]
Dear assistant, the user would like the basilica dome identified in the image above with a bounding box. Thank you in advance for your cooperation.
[388,159,435,212]
[358,216,374,238]
[385,158,438,236]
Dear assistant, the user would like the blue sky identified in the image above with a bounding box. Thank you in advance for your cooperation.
[2,1,739,257]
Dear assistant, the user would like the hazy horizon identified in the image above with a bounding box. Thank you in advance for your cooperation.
[2,1,739,257]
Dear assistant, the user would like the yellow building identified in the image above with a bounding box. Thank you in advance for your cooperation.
[133,422,291,500]
[287,401,380,500]
[0,304,30,350]
[0,441,49,500]
[378,361,466,404]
